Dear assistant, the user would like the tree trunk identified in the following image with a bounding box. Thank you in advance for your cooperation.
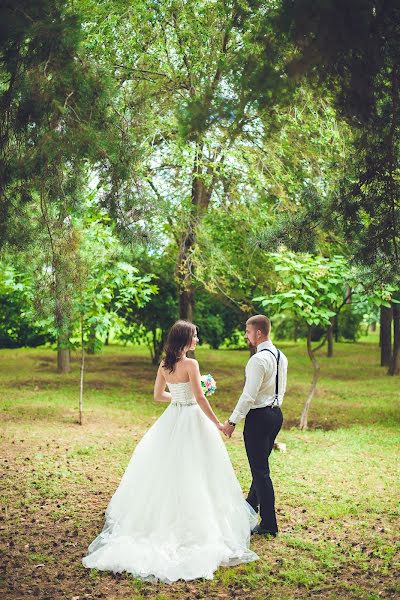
[380,305,393,366]
[334,316,339,342]
[327,316,335,357]
[179,286,195,321]
[57,346,70,373]
[79,313,84,425]
[152,328,166,366]
[388,301,400,375]
[86,323,97,354]
[176,145,213,321]
[55,280,71,373]
[177,218,196,321]
[370,321,377,332]
[384,65,399,375]
[294,320,299,343]
[57,333,70,373]
[299,328,320,430]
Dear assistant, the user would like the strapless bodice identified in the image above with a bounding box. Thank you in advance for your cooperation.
[167,381,197,406]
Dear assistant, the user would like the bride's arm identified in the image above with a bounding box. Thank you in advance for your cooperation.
[187,360,222,429]
[153,365,172,402]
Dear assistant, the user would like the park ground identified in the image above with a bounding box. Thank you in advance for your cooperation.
[1,335,399,600]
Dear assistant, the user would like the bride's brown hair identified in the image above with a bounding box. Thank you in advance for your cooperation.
[162,320,197,373]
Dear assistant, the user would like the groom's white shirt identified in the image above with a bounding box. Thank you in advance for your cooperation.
[229,340,288,424]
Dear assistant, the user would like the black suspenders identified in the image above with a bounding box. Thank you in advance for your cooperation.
[259,348,281,407]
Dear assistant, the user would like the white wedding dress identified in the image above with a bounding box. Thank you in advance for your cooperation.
[82,381,258,582]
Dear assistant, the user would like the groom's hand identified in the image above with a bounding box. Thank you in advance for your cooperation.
[222,420,235,438]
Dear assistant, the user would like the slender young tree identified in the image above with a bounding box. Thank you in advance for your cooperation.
[254,252,352,430]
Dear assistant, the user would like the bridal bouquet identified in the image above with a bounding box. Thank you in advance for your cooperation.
[200,374,217,397]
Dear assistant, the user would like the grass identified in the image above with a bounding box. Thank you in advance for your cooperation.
[0,334,399,599]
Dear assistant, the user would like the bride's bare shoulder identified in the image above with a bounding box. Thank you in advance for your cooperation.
[183,357,199,371]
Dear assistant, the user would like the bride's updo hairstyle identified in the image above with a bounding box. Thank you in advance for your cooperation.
[162,320,197,373]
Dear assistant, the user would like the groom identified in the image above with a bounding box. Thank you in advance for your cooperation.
[223,315,288,537]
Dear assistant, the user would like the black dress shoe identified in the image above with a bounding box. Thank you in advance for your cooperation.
[251,525,278,537]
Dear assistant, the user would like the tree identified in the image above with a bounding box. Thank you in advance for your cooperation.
[0,0,113,243]
[74,229,156,425]
[254,252,353,430]
[255,251,399,427]
[118,254,179,365]
[78,0,297,321]
[273,1,400,370]
[0,0,128,371]
[195,291,245,350]
[120,250,245,364]
[76,215,157,356]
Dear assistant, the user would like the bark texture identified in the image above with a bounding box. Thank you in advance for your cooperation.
[380,305,393,367]
[388,301,400,375]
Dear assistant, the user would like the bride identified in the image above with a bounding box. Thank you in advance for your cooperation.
[82,320,258,582]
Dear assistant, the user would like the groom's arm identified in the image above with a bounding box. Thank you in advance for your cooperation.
[229,356,266,425]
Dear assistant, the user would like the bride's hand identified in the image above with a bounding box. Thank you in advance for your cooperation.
[217,422,224,431]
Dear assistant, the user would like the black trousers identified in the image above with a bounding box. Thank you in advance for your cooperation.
[244,406,283,533]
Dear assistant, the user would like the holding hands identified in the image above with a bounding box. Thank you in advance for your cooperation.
[216,421,235,437]
[221,420,235,438]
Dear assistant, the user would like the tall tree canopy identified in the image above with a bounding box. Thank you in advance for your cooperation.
[78,0,299,320]
[275,0,400,281]
[0,0,116,246]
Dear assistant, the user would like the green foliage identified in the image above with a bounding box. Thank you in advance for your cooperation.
[272,302,367,343]
[119,252,246,360]
[272,316,307,342]
[195,292,245,349]
[78,0,347,320]
[254,252,350,328]
[254,252,397,341]
[0,0,144,361]
[0,265,52,348]
[276,0,400,280]
[1,0,397,369]
[74,214,157,353]
[118,255,179,364]
[0,0,115,248]
[336,305,364,342]
[7,201,158,355]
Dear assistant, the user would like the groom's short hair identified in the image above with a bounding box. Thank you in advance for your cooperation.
[247,315,271,336]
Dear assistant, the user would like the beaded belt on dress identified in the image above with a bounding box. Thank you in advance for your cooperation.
[171,401,197,407]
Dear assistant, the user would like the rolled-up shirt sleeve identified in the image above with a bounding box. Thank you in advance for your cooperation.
[229,356,267,424]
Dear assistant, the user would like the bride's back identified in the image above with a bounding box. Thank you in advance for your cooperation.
[161,357,191,384]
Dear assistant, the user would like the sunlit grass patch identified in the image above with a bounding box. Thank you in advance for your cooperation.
[278,556,326,587]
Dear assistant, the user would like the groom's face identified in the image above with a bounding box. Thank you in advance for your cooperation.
[245,324,258,348]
